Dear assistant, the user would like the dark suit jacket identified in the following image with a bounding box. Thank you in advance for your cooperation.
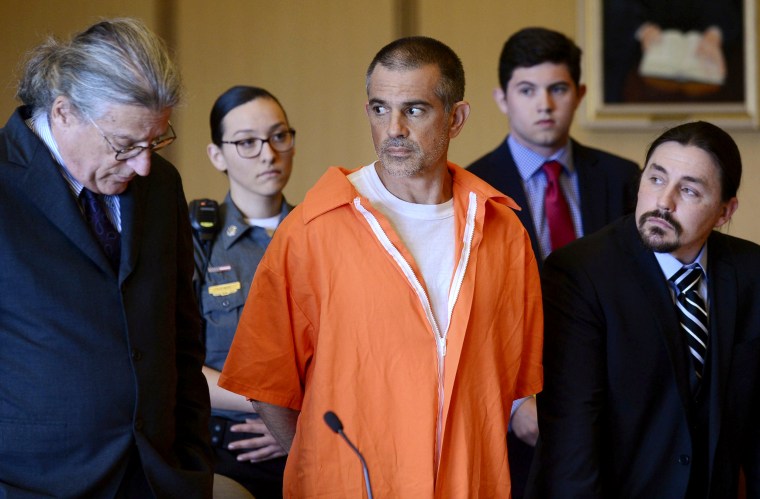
[529,215,760,498]
[467,137,640,265]
[0,107,213,497]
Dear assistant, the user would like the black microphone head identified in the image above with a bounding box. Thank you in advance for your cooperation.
[324,411,343,433]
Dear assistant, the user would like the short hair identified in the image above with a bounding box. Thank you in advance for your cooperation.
[16,18,182,120]
[209,86,287,146]
[645,121,742,201]
[366,36,465,113]
[498,27,582,90]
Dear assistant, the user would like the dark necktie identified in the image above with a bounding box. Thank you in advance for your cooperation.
[543,160,575,251]
[80,188,121,269]
[671,266,709,381]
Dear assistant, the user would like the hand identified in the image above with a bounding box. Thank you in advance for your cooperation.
[511,397,539,447]
[636,23,662,52]
[227,418,287,463]
[696,27,726,80]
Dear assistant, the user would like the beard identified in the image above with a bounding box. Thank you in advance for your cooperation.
[637,209,683,253]
[377,130,449,178]
[378,137,425,177]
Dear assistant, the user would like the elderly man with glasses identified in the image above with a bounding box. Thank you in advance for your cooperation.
[0,18,213,498]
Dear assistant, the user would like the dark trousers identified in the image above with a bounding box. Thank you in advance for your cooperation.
[210,416,287,499]
[508,431,534,499]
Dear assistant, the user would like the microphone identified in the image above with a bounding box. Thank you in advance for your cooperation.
[323,411,374,499]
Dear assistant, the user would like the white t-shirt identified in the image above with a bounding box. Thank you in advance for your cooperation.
[247,213,281,237]
[348,163,455,333]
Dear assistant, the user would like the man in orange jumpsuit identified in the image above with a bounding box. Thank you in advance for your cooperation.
[220,36,543,498]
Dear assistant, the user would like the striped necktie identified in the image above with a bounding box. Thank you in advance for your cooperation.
[670,266,708,381]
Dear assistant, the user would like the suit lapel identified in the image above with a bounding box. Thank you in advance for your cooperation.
[118,177,146,284]
[573,141,606,235]
[496,142,542,264]
[705,233,736,469]
[16,131,115,274]
[622,219,694,412]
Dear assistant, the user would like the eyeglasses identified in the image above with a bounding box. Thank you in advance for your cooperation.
[89,117,177,161]
[221,129,296,159]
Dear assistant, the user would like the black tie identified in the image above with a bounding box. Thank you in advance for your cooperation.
[80,188,121,269]
[670,266,708,381]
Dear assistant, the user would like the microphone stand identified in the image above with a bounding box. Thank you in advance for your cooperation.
[324,411,374,499]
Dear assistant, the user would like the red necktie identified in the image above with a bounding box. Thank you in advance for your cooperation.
[543,161,575,251]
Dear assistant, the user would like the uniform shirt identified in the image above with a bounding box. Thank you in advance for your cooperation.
[194,193,292,420]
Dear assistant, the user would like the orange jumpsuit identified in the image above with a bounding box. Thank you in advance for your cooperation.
[220,163,543,498]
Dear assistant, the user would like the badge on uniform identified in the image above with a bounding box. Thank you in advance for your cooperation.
[208,281,241,297]
[208,264,232,273]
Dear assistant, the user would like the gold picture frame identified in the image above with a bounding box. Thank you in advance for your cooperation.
[578,0,758,130]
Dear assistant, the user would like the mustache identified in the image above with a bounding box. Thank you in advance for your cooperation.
[380,137,418,151]
[638,209,683,234]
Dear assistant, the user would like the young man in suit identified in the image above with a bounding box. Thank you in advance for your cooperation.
[467,27,640,497]
[0,19,212,497]
[530,121,760,498]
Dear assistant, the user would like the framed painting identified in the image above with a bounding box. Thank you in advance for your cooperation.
[578,0,757,129]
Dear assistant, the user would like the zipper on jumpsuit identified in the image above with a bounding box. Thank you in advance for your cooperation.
[352,192,479,476]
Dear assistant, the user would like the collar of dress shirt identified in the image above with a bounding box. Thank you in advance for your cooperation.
[507,134,575,182]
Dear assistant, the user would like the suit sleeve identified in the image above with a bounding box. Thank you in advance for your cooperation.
[514,231,544,400]
[529,251,607,498]
[622,160,641,216]
[172,180,214,482]
[744,367,760,496]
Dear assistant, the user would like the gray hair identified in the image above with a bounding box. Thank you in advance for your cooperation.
[16,18,182,120]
